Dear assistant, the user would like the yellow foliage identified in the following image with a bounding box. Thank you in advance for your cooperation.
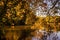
[0,1,4,6]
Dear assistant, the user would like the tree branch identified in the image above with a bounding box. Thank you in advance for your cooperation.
[47,0,59,15]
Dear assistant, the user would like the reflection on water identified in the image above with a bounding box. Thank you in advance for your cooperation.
[0,29,60,40]
[0,30,21,40]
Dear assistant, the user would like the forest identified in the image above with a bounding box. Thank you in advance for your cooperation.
[0,0,60,40]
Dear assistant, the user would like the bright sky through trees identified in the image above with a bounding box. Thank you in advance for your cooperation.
[29,0,60,17]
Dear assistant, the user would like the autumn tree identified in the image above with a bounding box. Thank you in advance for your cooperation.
[30,0,60,32]
[0,0,37,26]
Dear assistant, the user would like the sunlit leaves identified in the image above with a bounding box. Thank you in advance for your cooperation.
[0,1,4,6]
[25,11,36,25]
[32,16,60,31]
[2,18,7,22]
[0,0,38,26]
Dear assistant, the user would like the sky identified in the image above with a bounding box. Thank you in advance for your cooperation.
[30,0,60,17]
